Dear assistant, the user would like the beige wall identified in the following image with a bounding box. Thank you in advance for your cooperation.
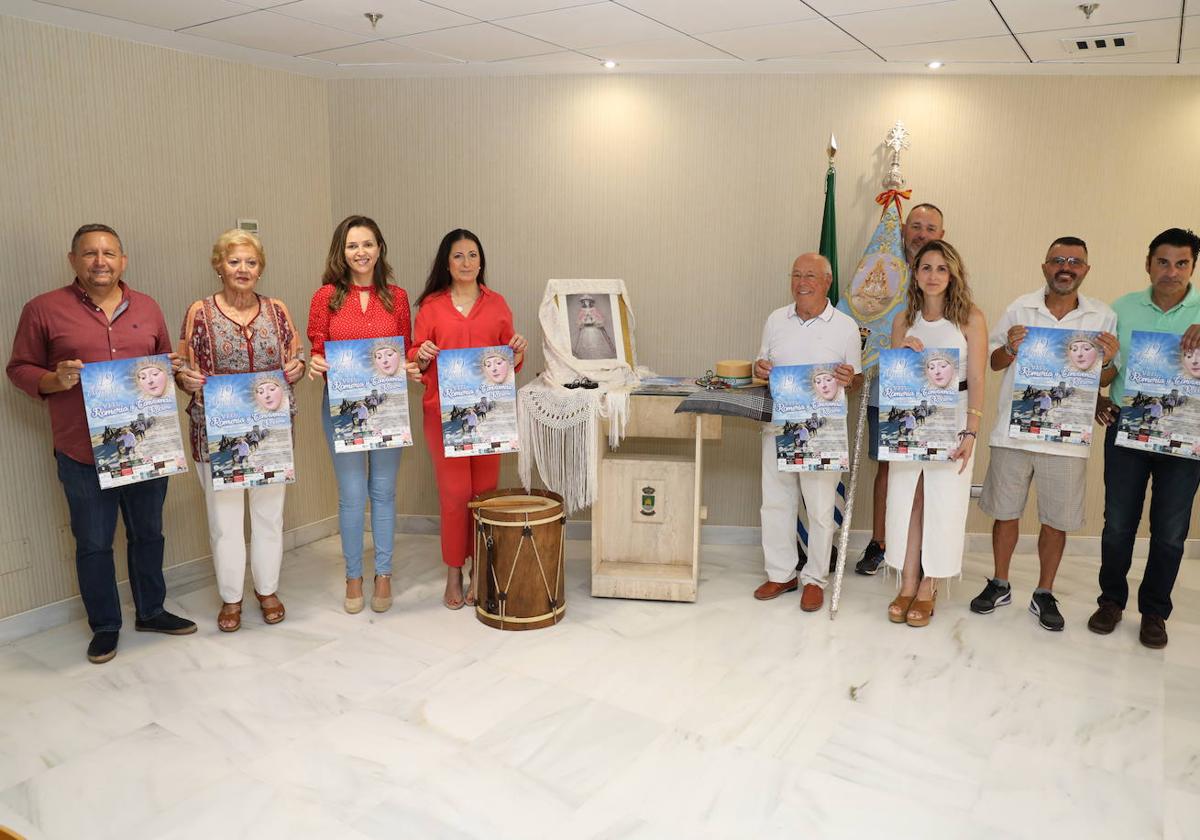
[330,72,1200,538]
[3,12,1200,620]
[0,15,334,621]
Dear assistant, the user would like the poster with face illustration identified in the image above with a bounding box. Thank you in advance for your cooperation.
[877,347,962,461]
[202,370,294,489]
[769,364,848,472]
[437,346,519,458]
[1008,326,1101,446]
[80,354,188,488]
[1115,330,1200,460]
[324,337,413,453]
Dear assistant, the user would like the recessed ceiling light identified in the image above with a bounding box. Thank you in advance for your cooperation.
[602,60,617,69]
[927,60,944,69]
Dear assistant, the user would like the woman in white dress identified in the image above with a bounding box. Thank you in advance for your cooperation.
[885,240,987,626]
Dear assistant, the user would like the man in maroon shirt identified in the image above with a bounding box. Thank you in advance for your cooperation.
[7,224,198,663]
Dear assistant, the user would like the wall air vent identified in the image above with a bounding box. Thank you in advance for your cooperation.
[1059,33,1137,54]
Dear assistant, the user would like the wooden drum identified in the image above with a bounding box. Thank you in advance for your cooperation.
[470,488,566,630]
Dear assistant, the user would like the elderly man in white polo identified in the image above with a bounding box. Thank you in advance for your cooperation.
[753,252,862,612]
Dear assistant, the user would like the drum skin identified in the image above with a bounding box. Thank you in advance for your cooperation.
[472,488,566,631]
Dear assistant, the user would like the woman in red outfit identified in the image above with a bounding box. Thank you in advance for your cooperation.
[308,215,420,614]
[410,229,527,609]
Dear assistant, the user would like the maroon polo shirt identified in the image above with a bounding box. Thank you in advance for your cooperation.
[7,280,173,464]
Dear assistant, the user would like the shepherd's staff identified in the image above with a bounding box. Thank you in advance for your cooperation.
[830,365,873,619]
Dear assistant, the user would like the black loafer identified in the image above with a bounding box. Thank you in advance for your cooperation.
[87,631,119,664]
[134,611,198,635]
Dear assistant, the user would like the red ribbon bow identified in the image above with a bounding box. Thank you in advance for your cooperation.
[875,188,912,218]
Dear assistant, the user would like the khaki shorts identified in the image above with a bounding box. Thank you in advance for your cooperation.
[978,445,1088,532]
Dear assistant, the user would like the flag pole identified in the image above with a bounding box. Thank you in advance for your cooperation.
[830,366,871,619]
[829,121,911,619]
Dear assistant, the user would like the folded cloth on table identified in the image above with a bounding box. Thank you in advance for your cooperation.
[675,385,771,423]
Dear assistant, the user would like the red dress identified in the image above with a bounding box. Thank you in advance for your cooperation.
[409,286,521,567]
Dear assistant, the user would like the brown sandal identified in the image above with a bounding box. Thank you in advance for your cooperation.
[217,601,242,633]
[888,593,915,624]
[255,591,286,625]
[906,588,938,627]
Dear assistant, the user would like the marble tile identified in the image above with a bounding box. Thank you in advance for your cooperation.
[470,688,665,806]
[0,723,236,840]
[0,534,1192,839]
[970,741,1161,839]
[0,648,72,715]
[1166,787,1200,840]
[126,774,376,840]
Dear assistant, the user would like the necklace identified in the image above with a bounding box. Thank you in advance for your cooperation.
[452,286,478,313]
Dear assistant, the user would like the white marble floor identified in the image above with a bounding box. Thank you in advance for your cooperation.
[0,534,1198,840]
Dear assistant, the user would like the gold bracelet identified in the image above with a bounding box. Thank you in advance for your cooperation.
[967,408,983,417]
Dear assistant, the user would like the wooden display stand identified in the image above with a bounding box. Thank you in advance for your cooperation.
[591,396,721,602]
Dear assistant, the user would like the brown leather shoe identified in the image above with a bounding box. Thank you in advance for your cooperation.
[754,578,798,600]
[1087,600,1122,635]
[800,584,824,612]
[1139,615,1168,649]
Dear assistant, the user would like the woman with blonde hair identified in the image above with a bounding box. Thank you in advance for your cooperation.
[885,240,987,626]
[178,229,304,632]
[307,215,416,614]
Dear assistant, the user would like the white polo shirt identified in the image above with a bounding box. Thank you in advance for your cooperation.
[988,288,1117,458]
[758,300,863,371]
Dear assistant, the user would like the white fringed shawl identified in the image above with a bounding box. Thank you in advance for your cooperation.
[516,279,642,513]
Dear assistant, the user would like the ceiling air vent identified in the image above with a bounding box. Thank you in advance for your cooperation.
[1059,32,1138,54]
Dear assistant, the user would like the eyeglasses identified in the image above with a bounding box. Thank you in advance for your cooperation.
[1046,257,1087,268]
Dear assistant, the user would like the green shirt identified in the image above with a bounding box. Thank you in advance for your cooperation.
[1110,284,1200,405]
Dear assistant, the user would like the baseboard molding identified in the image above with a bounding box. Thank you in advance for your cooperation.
[1,513,1194,643]
[0,516,339,645]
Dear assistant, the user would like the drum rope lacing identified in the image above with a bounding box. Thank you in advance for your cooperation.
[476,510,565,628]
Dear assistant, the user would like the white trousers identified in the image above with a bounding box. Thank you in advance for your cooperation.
[760,433,841,587]
[196,463,286,603]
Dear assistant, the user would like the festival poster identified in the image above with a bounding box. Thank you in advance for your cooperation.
[769,364,848,472]
[202,370,295,490]
[877,347,962,461]
[438,346,519,458]
[1008,326,1101,446]
[80,355,188,488]
[324,337,413,453]
[1115,330,1200,460]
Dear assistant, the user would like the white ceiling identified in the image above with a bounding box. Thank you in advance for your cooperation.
[1,0,1196,77]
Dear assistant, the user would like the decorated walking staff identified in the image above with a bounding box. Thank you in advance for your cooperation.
[830,121,913,619]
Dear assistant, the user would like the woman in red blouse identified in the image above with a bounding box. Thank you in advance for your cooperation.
[410,229,527,609]
[308,216,419,614]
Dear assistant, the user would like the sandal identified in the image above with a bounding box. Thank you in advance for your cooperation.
[888,593,915,624]
[371,574,393,613]
[344,577,364,614]
[443,567,466,610]
[464,562,476,608]
[217,601,242,633]
[255,591,286,625]
[906,588,938,628]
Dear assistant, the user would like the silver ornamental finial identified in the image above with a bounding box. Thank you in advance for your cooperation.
[882,120,910,189]
[828,133,838,162]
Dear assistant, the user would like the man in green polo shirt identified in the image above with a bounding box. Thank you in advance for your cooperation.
[1092,227,1200,649]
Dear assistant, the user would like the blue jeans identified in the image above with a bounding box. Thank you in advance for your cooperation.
[55,451,169,632]
[321,390,401,579]
[1099,424,1200,619]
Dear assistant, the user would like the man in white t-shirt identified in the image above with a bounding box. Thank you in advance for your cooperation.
[970,236,1118,630]
[753,253,863,612]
